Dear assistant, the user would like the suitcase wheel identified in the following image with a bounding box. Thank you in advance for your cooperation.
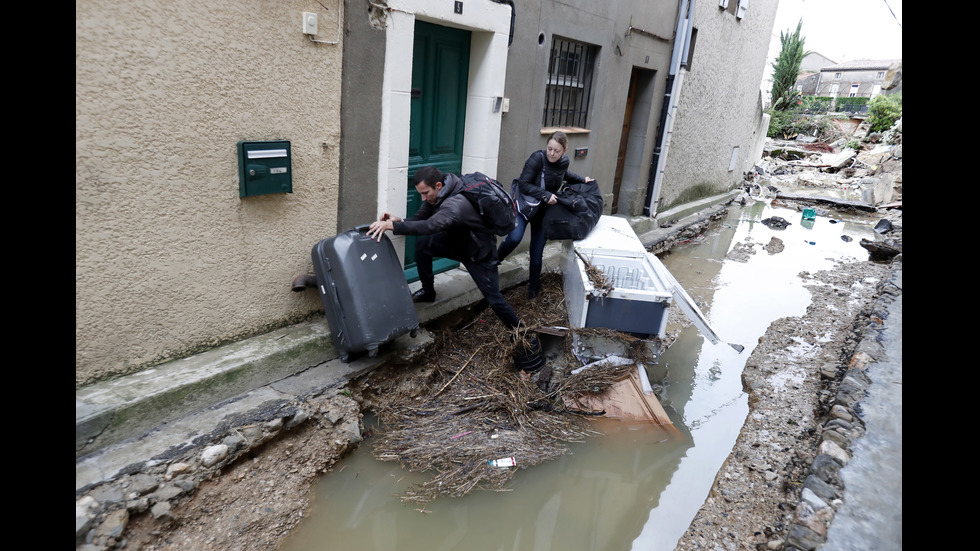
[410,327,418,338]
[368,345,379,358]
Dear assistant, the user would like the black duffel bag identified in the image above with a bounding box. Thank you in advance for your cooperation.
[542,179,604,240]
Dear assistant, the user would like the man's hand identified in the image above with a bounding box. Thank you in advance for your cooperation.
[366,213,401,242]
[366,220,393,241]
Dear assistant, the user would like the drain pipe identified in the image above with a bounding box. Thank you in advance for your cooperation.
[291,274,318,292]
[644,0,695,216]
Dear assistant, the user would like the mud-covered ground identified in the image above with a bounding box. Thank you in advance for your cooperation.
[108,142,902,551]
[675,141,902,550]
[673,257,897,550]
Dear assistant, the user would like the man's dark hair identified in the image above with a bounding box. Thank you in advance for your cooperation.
[412,166,444,188]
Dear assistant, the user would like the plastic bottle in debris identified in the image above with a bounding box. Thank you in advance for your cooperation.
[488,457,516,467]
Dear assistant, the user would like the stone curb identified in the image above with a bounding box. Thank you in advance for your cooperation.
[781,257,902,551]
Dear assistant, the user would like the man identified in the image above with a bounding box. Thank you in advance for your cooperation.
[367,166,522,329]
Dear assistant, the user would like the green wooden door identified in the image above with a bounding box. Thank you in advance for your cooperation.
[404,21,470,282]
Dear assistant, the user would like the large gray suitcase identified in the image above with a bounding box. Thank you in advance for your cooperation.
[311,227,419,362]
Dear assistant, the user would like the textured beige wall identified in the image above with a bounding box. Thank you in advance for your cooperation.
[76,0,343,386]
[660,0,777,207]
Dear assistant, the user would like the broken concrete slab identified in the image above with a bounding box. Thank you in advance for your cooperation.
[821,149,858,171]
[774,192,876,211]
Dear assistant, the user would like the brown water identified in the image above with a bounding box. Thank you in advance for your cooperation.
[280,202,880,551]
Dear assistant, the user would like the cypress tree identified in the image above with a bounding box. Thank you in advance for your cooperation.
[770,19,809,111]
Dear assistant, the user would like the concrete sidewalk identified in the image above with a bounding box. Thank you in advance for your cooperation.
[75,195,737,496]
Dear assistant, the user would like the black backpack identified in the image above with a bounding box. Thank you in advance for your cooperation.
[459,172,518,236]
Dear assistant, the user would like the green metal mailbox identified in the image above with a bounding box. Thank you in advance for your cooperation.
[237,140,292,198]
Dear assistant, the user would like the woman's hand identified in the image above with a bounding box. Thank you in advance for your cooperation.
[585,177,595,183]
[547,193,558,205]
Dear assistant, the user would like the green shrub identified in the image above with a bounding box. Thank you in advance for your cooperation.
[834,96,870,112]
[791,116,833,138]
[867,93,902,133]
[767,110,834,140]
[766,109,794,138]
[801,96,832,112]
[845,140,861,151]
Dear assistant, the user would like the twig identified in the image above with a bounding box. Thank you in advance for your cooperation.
[435,345,487,396]
[453,402,487,415]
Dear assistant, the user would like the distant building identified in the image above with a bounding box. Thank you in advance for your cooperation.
[812,59,901,99]
[793,52,837,97]
[800,51,836,73]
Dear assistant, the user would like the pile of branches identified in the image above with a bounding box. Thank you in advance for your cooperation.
[366,272,644,505]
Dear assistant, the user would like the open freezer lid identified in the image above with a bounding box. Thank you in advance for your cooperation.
[569,215,648,258]
[647,253,745,353]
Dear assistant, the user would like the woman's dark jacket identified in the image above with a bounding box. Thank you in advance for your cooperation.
[515,150,587,206]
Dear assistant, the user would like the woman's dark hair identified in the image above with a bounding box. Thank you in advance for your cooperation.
[412,165,445,187]
[548,131,568,150]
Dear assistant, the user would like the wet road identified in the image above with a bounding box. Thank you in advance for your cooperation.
[279,204,891,551]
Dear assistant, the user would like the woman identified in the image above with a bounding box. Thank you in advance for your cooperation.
[497,131,594,298]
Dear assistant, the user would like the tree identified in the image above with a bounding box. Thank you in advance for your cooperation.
[770,20,809,111]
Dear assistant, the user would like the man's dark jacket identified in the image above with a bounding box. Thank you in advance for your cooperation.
[392,173,496,262]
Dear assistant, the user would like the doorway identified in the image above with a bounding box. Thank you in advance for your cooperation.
[613,67,656,215]
[404,21,471,282]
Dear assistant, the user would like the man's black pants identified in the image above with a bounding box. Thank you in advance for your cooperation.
[414,232,521,328]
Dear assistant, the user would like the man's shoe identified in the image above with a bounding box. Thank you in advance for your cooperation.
[412,289,436,303]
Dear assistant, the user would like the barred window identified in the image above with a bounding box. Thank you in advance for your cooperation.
[542,36,598,129]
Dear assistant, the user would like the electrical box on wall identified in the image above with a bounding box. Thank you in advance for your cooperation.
[237,140,292,198]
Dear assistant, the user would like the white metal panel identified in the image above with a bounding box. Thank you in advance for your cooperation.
[571,215,648,258]
[562,247,589,329]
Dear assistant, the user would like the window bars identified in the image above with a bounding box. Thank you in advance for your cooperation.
[543,36,597,128]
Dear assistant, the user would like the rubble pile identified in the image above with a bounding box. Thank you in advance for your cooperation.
[354,272,657,505]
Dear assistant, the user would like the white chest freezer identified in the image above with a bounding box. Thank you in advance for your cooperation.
[562,216,673,339]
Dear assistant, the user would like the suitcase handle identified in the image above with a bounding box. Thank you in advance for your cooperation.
[331,281,346,318]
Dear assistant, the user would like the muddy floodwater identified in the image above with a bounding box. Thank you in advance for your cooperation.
[280,201,880,551]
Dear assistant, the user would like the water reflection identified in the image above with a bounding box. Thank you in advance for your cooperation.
[634,203,875,549]
[280,204,880,551]
[281,415,693,551]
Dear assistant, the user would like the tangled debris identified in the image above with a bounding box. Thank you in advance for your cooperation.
[574,250,614,296]
[354,272,655,506]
